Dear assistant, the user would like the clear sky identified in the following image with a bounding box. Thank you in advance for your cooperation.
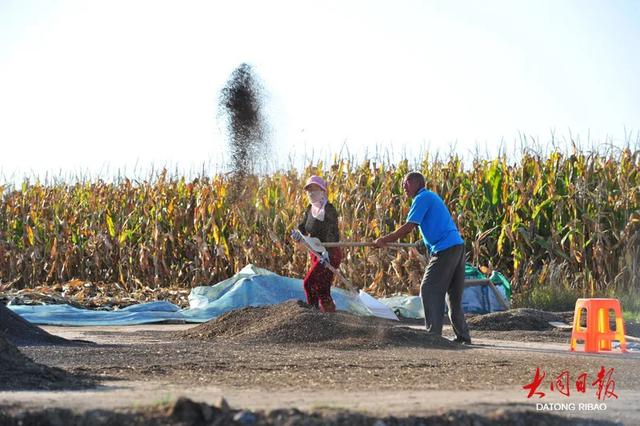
[1,0,639,183]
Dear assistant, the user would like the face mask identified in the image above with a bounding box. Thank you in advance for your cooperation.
[307,190,325,204]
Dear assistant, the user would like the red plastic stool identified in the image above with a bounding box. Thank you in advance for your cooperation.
[570,298,626,353]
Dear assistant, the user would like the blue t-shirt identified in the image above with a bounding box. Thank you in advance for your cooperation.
[406,188,463,254]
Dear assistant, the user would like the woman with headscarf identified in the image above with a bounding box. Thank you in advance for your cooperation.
[295,175,342,312]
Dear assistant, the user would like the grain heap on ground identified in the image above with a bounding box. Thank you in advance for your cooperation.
[177,300,458,349]
[467,308,563,331]
[0,335,92,391]
[0,304,71,346]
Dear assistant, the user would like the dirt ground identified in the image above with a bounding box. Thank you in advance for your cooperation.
[1,303,639,425]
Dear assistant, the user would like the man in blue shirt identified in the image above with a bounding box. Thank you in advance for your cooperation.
[375,171,471,344]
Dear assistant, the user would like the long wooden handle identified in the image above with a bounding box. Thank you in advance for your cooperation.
[322,262,358,294]
[322,242,421,248]
[295,235,358,295]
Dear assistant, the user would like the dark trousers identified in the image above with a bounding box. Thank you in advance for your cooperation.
[420,244,470,340]
[303,248,342,313]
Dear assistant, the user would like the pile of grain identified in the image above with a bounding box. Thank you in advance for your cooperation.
[178,300,457,349]
[1,304,72,346]
[467,308,562,331]
[0,335,93,391]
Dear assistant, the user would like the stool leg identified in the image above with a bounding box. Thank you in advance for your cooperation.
[614,305,627,353]
[585,306,599,352]
[570,304,583,351]
[598,307,612,351]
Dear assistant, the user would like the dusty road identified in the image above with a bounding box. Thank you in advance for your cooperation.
[1,322,639,425]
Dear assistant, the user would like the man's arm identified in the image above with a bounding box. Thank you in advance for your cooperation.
[374,222,417,247]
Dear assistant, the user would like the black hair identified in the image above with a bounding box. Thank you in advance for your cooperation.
[405,171,425,188]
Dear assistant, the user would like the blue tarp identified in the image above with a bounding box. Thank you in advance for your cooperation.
[8,265,372,326]
[461,283,510,314]
[378,267,511,319]
[8,300,185,326]
[7,264,512,325]
[378,284,510,319]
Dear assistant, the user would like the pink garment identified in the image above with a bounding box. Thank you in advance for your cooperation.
[304,175,328,192]
[308,190,327,221]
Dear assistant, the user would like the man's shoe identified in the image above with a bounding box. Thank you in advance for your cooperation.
[450,336,472,345]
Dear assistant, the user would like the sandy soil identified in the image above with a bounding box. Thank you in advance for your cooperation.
[1,324,638,424]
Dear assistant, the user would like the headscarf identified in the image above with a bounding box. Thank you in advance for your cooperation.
[307,189,327,221]
[304,175,328,221]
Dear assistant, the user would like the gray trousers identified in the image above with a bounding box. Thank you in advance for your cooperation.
[420,244,470,340]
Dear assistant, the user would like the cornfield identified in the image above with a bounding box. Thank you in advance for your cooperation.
[1,148,639,305]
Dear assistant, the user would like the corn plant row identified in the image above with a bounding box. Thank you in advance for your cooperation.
[1,149,638,299]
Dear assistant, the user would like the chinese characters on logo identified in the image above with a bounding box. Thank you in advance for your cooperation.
[522,366,618,400]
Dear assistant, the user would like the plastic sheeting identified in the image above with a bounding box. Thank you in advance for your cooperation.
[8,264,510,325]
[8,300,185,326]
[378,265,512,319]
[460,283,510,314]
[379,284,510,320]
[8,265,393,326]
